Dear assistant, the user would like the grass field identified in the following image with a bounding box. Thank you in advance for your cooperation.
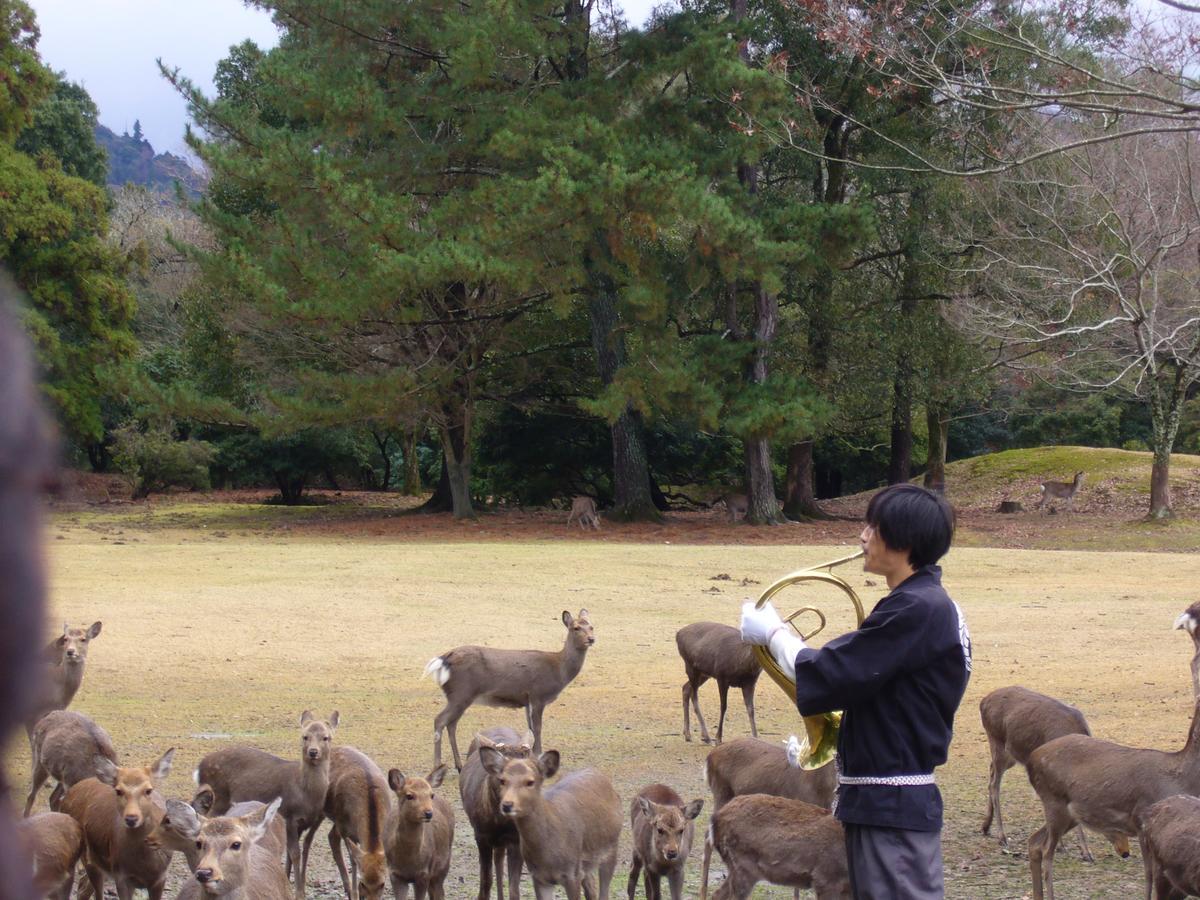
[10,494,1200,899]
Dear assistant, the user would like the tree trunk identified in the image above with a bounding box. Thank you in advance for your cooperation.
[440,415,474,520]
[275,472,306,506]
[401,429,421,496]
[783,440,831,519]
[1150,450,1172,519]
[371,428,392,492]
[743,285,784,524]
[923,405,948,494]
[420,455,453,513]
[888,186,926,487]
[1147,364,1186,520]
[888,372,914,485]
[586,258,661,523]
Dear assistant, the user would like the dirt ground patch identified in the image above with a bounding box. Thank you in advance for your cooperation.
[11,517,1199,898]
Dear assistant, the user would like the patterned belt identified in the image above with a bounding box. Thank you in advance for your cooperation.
[837,772,936,786]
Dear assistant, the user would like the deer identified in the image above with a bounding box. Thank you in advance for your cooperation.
[1025,697,1200,900]
[627,784,703,900]
[314,745,393,900]
[1137,794,1200,900]
[25,621,102,734]
[383,763,454,899]
[566,496,600,530]
[704,738,836,812]
[59,748,175,900]
[460,727,533,900]
[676,623,761,745]
[980,685,1124,861]
[718,493,748,523]
[699,794,850,899]
[175,798,290,900]
[15,812,84,900]
[478,746,622,900]
[194,709,339,900]
[1035,471,1084,513]
[1172,599,1200,698]
[24,710,119,816]
[148,793,288,865]
[424,609,594,770]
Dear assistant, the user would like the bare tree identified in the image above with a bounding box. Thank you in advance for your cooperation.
[949,125,1200,518]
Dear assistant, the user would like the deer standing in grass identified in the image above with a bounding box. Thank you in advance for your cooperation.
[25,710,119,816]
[980,685,1116,861]
[148,794,287,866]
[566,497,600,530]
[26,621,102,734]
[700,795,849,899]
[479,746,622,900]
[317,746,393,900]
[719,493,748,523]
[175,799,289,900]
[384,763,454,899]
[59,748,175,900]
[460,727,532,900]
[194,710,339,900]
[15,812,84,900]
[627,784,703,900]
[425,610,594,770]
[676,623,761,745]
[1035,472,1084,513]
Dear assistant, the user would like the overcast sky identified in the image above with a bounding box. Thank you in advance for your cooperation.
[28,0,661,160]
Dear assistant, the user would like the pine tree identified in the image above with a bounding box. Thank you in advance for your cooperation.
[131,118,143,142]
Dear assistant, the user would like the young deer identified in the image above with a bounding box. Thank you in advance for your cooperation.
[425,610,594,770]
[317,746,393,900]
[25,621,102,734]
[59,748,176,900]
[1138,793,1200,900]
[699,795,849,899]
[25,710,119,816]
[1025,698,1200,900]
[15,812,84,900]
[627,784,703,900]
[148,795,287,866]
[704,738,836,812]
[676,623,761,745]
[460,727,533,900]
[980,685,1117,861]
[1035,471,1085,513]
[195,709,339,900]
[175,799,289,900]
[478,746,622,900]
[383,764,454,899]
[566,497,600,530]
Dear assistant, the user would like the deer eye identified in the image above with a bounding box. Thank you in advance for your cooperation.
[145,788,153,796]
[406,793,415,801]
[115,789,124,797]
[525,779,535,787]
[231,841,242,850]
[196,841,203,850]
[657,827,666,835]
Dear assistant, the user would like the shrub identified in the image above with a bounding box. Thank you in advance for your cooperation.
[111,424,215,499]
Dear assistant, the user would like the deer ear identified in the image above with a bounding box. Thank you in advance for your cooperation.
[538,750,560,779]
[562,610,573,627]
[388,769,406,792]
[478,747,506,777]
[636,796,653,819]
[683,799,704,820]
[240,797,280,843]
[300,710,314,726]
[328,711,340,729]
[578,608,589,619]
[191,785,216,816]
[165,799,202,839]
[427,764,448,789]
[94,756,119,786]
[88,621,102,638]
[151,748,175,782]
[344,835,364,860]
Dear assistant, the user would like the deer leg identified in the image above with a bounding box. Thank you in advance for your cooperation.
[741,683,758,738]
[477,841,495,900]
[682,681,693,742]
[982,740,1012,845]
[627,851,643,899]
[447,718,464,771]
[598,847,617,899]
[433,700,467,770]
[329,824,353,899]
[23,758,48,816]
[392,875,411,900]
[298,817,321,898]
[1029,824,1048,900]
[1074,824,1094,863]
[716,681,730,745]
[691,675,712,744]
[505,842,522,900]
[47,781,64,812]
[530,703,546,756]
[667,867,685,900]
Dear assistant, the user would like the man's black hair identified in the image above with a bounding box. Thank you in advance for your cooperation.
[865,484,955,568]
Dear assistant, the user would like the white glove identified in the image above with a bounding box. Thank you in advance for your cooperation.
[769,627,806,680]
[785,734,802,768]
[740,600,783,645]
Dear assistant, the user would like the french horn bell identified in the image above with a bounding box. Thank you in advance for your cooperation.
[753,550,866,769]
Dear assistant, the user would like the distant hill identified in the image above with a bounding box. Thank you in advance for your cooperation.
[94,124,205,197]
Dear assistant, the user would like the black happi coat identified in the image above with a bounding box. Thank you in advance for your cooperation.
[793,565,971,831]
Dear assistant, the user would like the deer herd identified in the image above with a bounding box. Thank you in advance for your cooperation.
[13,589,1200,899]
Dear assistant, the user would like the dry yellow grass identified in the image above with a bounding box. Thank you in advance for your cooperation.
[12,519,1199,898]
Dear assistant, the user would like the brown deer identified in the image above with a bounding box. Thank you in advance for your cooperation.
[460,727,532,900]
[699,795,849,899]
[148,794,287,865]
[25,621,102,734]
[704,738,836,812]
[195,709,339,900]
[15,812,84,900]
[1138,793,1200,900]
[1025,698,1200,900]
[1172,599,1200,697]
[24,710,119,816]
[676,623,761,745]
[316,746,393,900]
[719,493,748,523]
[1035,471,1084,512]
[383,764,454,899]
[980,685,1120,860]
[478,746,622,900]
[176,799,290,900]
[59,748,175,900]
[566,496,600,530]
[627,784,703,900]
[425,610,594,770]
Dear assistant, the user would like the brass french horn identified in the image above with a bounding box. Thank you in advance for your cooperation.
[753,550,866,770]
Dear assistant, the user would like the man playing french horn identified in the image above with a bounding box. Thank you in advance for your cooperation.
[740,483,971,900]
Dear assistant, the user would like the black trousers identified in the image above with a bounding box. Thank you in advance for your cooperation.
[844,823,944,899]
